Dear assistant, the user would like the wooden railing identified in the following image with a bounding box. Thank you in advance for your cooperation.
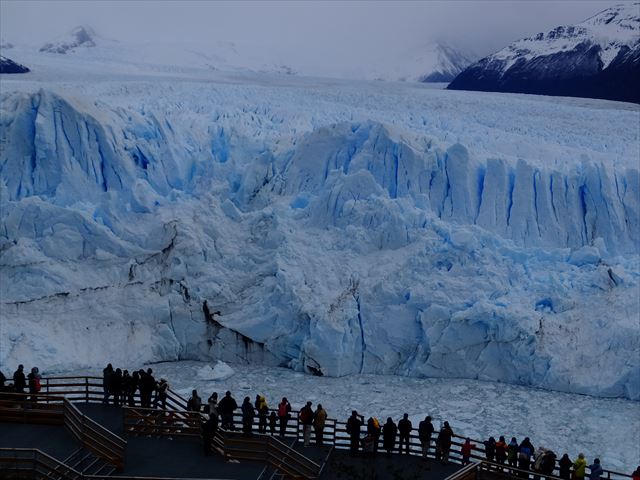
[0,391,66,425]
[0,447,83,480]
[219,430,322,480]
[63,399,126,471]
[0,448,232,480]
[123,406,202,438]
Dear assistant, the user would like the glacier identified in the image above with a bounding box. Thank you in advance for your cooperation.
[0,54,639,401]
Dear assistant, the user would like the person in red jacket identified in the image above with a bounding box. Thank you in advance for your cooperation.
[461,438,475,465]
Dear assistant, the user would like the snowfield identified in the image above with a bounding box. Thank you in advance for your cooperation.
[0,46,639,408]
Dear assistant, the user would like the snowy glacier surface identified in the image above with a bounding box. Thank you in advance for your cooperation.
[0,50,639,402]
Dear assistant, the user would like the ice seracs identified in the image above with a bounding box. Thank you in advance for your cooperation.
[448,2,640,103]
[0,56,638,401]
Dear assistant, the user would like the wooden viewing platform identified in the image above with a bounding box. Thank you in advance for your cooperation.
[0,376,634,480]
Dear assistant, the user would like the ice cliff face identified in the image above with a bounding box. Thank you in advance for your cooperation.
[1,78,639,400]
[448,3,640,103]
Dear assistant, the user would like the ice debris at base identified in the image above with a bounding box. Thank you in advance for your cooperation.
[0,51,638,401]
[196,361,235,381]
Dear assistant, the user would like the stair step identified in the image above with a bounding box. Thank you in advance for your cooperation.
[62,447,83,465]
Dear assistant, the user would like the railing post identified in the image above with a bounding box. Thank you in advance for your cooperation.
[85,377,89,403]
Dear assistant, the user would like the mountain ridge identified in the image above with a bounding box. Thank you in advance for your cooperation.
[448,2,640,103]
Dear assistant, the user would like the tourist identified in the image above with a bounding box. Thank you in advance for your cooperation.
[102,363,113,404]
[484,436,496,462]
[589,458,604,480]
[241,396,255,435]
[559,454,573,480]
[418,415,434,459]
[154,378,169,409]
[207,392,218,418]
[121,370,132,406]
[128,371,139,407]
[140,368,156,408]
[202,413,219,456]
[518,437,535,471]
[27,367,41,401]
[461,438,475,465]
[366,416,381,453]
[346,410,363,456]
[277,397,291,437]
[218,391,238,430]
[631,466,640,480]
[540,450,557,476]
[187,390,202,412]
[269,411,278,435]
[255,395,269,434]
[437,421,454,465]
[313,404,327,446]
[13,365,26,394]
[573,454,588,480]
[398,413,412,455]
[110,368,123,406]
[382,417,397,456]
[507,437,519,468]
[299,401,314,446]
[495,436,508,464]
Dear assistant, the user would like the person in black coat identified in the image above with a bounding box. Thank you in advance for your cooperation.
[13,365,26,394]
[559,453,573,480]
[382,417,397,456]
[241,396,255,435]
[202,414,219,456]
[218,391,238,430]
[484,436,497,462]
[398,413,412,454]
[102,364,114,404]
[110,368,123,406]
[346,410,363,455]
[418,416,434,459]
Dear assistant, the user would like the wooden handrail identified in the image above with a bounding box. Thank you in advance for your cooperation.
[62,398,126,471]
[218,429,322,479]
[0,447,83,480]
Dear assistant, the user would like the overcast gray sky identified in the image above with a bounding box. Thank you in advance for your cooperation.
[0,1,628,65]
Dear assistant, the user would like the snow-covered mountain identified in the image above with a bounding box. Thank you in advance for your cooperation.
[373,42,477,82]
[0,56,29,73]
[40,25,98,54]
[448,3,640,103]
[0,52,638,401]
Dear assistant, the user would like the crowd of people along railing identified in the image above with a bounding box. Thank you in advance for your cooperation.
[1,374,637,480]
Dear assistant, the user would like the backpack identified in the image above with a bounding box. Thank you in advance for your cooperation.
[34,378,41,392]
[519,449,531,461]
[278,402,288,417]
[372,417,380,430]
